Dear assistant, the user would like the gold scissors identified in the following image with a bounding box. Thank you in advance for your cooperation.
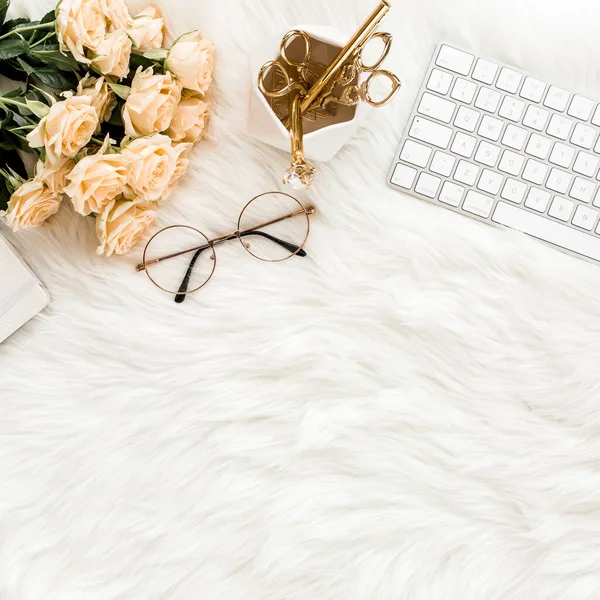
[258,30,317,100]
[318,31,401,109]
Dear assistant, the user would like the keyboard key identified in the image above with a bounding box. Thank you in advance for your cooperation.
[525,134,552,159]
[549,197,575,221]
[569,177,595,203]
[571,123,596,150]
[572,205,598,231]
[522,159,548,185]
[501,124,528,151]
[573,151,599,177]
[474,141,501,167]
[493,201,600,262]
[568,95,594,121]
[451,132,477,158]
[498,150,525,176]
[474,87,501,113]
[426,68,454,95]
[415,172,441,198]
[592,105,600,127]
[472,59,498,84]
[463,190,494,218]
[544,86,570,112]
[450,78,477,103]
[417,92,456,123]
[549,143,575,168]
[478,115,504,141]
[439,181,465,206]
[430,151,456,177]
[546,168,572,194]
[454,160,480,186]
[523,106,550,131]
[436,45,474,75]
[499,97,526,122]
[547,114,574,140]
[594,189,600,208]
[391,164,417,189]
[501,178,527,204]
[520,77,546,103]
[400,140,432,168]
[525,188,551,212]
[477,169,504,195]
[496,68,522,94]
[409,117,453,148]
[454,106,480,132]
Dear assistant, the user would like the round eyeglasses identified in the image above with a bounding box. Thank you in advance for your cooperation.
[136,192,316,303]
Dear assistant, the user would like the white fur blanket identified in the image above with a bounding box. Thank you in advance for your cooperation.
[2,0,600,598]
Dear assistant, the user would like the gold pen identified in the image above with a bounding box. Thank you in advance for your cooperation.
[283,0,392,127]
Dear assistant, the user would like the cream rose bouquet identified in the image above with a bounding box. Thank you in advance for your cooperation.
[0,0,214,256]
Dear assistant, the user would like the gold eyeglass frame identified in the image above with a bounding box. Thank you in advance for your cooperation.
[137,192,315,297]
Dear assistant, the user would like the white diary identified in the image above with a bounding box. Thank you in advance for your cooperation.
[0,233,49,343]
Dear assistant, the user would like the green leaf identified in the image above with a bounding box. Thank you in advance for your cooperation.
[16,55,34,73]
[0,148,26,212]
[107,82,130,100]
[0,0,9,28]
[129,52,156,72]
[40,9,56,25]
[143,48,168,61]
[0,104,12,128]
[30,84,56,105]
[1,16,28,34]
[0,59,27,82]
[32,65,77,90]
[107,106,124,126]
[31,48,79,71]
[3,86,24,98]
[0,37,28,59]
[25,99,49,118]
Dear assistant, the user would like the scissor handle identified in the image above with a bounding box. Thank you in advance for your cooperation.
[280,30,312,70]
[360,69,402,107]
[357,31,393,72]
[258,60,307,99]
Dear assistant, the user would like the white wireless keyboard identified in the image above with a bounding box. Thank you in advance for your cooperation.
[388,42,600,265]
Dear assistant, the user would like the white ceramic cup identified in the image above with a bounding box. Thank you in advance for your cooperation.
[247,25,371,163]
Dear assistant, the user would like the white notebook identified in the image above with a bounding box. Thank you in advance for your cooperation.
[0,233,49,343]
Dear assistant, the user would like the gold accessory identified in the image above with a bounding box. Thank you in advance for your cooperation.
[257,0,402,189]
[282,91,318,190]
[292,0,401,121]
[136,192,315,303]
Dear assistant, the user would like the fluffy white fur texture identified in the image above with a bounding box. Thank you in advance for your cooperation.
[2,0,600,598]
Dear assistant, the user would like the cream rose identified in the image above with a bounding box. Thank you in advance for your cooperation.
[26,95,98,164]
[3,180,61,231]
[165,31,215,93]
[100,0,133,31]
[34,155,75,195]
[65,142,129,216]
[77,75,117,126]
[166,96,210,143]
[96,199,156,257]
[129,6,164,53]
[160,142,192,205]
[122,67,181,137]
[91,30,132,80]
[56,0,106,64]
[121,134,177,202]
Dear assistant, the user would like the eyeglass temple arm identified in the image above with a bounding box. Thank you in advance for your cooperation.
[175,246,209,304]
[174,230,308,304]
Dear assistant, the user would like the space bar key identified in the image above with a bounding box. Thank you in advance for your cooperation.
[492,201,600,262]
